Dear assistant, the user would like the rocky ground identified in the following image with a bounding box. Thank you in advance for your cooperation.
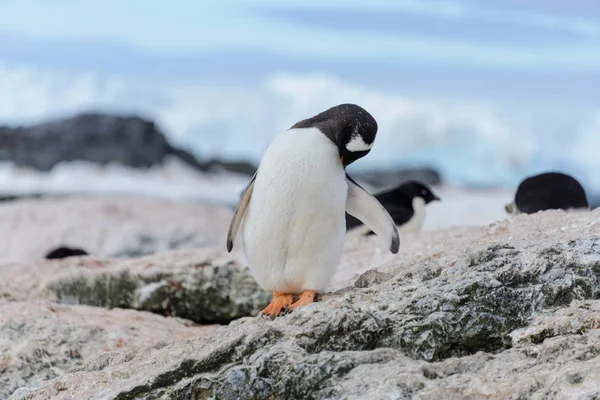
[1,199,599,399]
[0,196,235,263]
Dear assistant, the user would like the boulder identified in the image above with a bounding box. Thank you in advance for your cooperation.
[7,208,600,399]
[0,248,270,324]
[0,112,261,178]
[352,167,442,191]
[0,113,200,171]
[0,300,217,400]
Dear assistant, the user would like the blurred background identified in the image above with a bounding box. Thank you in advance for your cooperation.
[1,0,599,229]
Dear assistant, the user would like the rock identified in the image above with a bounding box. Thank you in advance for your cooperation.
[352,167,441,191]
[0,193,46,203]
[0,112,261,178]
[0,299,217,400]
[1,248,270,324]
[0,113,199,171]
[8,208,600,399]
[0,195,234,263]
[44,246,89,259]
[203,159,258,176]
[353,269,391,288]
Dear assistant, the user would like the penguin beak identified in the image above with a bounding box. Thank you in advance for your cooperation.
[433,195,441,201]
[340,156,344,165]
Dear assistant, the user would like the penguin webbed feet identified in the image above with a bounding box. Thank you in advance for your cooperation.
[289,290,316,311]
[262,292,293,317]
[261,290,317,318]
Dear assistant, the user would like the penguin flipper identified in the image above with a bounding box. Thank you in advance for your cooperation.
[345,174,400,254]
[226,173,256,252]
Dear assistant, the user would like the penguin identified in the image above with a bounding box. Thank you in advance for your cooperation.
[226,104,399,317]
[346,180,440,235]
[45,246,89,260]
[505,172,589,215]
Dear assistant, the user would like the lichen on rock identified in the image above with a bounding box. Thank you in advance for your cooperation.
[47,256,271,324]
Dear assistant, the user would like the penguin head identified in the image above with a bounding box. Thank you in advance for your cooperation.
[399,181,441,204]
[290,103,378,167]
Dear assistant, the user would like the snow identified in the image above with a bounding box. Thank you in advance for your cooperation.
[0,157,249,207]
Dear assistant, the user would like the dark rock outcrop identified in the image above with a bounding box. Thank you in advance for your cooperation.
[0,113,189,170]
[0,112,258,175]
[353,167,441,191]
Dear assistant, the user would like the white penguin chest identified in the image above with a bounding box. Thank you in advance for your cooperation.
[398,197,426,233]
[241,128,348,292]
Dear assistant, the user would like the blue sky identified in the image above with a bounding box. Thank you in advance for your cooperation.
[1,0,599,105]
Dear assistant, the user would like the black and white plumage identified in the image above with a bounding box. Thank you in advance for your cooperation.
[226,104,399,315]
[346,180,440,235]
[505,172,589,215]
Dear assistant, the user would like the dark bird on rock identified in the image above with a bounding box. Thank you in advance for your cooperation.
[505,172,589,215]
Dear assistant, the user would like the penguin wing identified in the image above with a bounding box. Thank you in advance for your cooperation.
[346,204,414,236]
[226,173,256,252]
[345,174,400,253]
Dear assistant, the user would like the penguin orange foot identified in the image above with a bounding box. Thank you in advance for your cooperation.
[289,290,315,310]
[262,292,293,317]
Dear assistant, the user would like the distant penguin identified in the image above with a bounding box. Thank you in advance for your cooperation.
[45,246,89,260]
[505,172,589,215]
[346,180,440,235]
[226,104,399,317]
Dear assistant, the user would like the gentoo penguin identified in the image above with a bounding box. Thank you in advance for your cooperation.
[505,172,589,215]
[226,104,399,317]
[45,246,89,260]
[346,180,440,235]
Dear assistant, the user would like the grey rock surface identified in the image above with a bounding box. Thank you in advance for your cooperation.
[1,248,270,324]
[0,300,217,400]
[0,196,234,264]
[6,208,600,399]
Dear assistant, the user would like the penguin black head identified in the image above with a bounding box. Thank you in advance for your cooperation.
[392,180,441,204]
[290,103,378,167]
[507,172,589,214]
[45,246,89,260]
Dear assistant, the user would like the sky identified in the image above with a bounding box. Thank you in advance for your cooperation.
[1,0,599,104]
[0,1,599,192]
